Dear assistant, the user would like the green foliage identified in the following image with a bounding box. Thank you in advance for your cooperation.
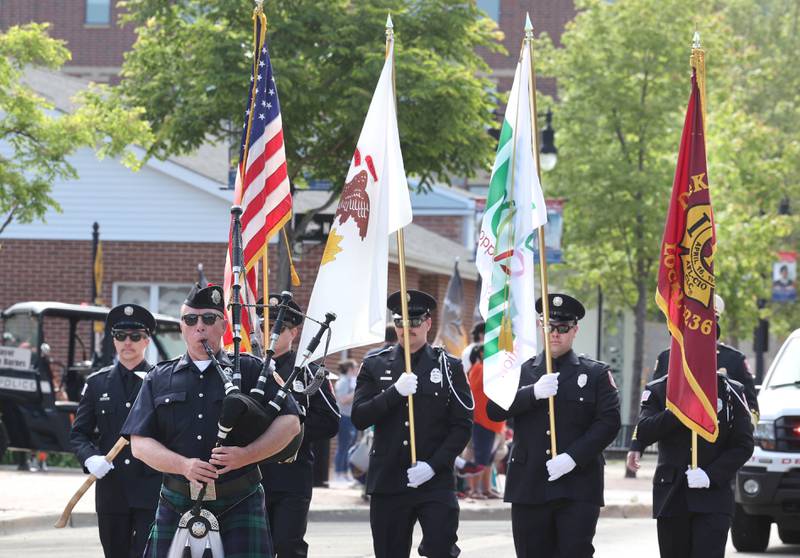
[0,23,152,235]
[537,0,797,342]
[114,0,504,190]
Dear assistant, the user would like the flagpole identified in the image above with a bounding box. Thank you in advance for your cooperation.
[526,14,557,457]
[385,14,417,465]
[689,31,706,470]
[236,2,269,350]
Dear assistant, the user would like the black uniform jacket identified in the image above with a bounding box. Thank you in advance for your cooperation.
[260,350,339,497]
[70,360,161,514]
[121,351,300,483]
[635,373,754,517]
[631,343,759,453]
[487,350,621,507]
[351,344,473,495]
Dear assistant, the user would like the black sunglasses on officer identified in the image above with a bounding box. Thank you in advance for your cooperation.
[181,312,225,327]
[393,313,430,329]
[547,321,577,334]
[112,330,150,342]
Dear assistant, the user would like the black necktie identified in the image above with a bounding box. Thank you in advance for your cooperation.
[123,371,136,399]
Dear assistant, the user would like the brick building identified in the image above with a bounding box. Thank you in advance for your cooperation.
[0,0,577,88]
[1,67,480,364]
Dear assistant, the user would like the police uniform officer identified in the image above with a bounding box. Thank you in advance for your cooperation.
[70,304,161,558]
[628,294,758,468]
[487,293,621,558]
[634,372,755,557]
[121,284,301,558]
[352,290,473,558]
[257,294,340,558]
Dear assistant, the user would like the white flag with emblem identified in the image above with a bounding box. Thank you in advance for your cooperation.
[476,43,547,410]
[296,44,412,363]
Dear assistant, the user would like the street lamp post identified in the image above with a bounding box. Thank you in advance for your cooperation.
[539,109,558,172]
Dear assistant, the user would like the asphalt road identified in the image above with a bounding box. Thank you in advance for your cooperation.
[0,518,797,557]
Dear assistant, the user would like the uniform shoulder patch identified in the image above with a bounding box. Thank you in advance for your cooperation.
[86,365,113,381]
[641,389,651,402]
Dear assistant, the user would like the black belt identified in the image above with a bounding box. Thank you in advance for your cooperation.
[163,467,262,500]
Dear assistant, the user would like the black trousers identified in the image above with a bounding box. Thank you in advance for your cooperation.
[370,489,460,558]
[266,491,312,558]
[511,499,600,558]
[656,512,731,558]
[97,508,154,558]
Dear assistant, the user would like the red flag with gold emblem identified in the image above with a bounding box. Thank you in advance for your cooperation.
[655,64,718,443]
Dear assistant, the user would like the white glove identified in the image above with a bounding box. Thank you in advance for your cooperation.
[533,373,560,400]
[546,452,576,481]
[686,466,711,489]
[394,373,418,397]
[85,455,114,479]
[407,461,435,488]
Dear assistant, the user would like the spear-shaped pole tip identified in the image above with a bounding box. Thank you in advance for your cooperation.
[525,12,533,33]
[692,31,701,49]
[386,13,393,29]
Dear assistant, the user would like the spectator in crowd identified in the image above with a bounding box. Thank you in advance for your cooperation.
[461,321,485,371]
[466,344,505,499]
[334,359,359,483]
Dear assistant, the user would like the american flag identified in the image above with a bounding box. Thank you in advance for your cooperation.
[224,10,291,353]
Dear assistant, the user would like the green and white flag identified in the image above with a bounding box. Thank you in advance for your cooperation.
[476,42,547,410]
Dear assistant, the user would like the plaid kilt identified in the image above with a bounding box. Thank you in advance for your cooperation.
[144,483,273,558]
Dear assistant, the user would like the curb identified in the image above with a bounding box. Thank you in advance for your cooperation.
[1,503,652,536]
[0,512,96,537]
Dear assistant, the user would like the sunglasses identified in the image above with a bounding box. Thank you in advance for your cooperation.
[181,313,224,327]
[112,331,148,342]
[548,323,575,334]
[393,316,427,328]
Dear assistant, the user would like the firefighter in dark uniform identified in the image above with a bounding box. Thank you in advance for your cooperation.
[257,294,340,558]
[634,371,755,557]
[487,293,621,558]
[627,294,758,471]
[70,304,161,558]
[352,289,473,558]
[121,284,301,558]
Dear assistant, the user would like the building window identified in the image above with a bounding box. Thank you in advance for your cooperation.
[114,283,192,319]
[86,0,111,25]
[477,0,500,22]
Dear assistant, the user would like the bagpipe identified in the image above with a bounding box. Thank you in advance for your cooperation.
[203,205,338,468]
[169,206,335,558]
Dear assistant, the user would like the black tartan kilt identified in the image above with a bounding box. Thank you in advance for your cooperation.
[144,484,273,558]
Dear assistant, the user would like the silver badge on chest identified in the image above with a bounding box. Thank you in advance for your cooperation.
[577,373,587,388]
[293,380,305,393]
[430,368,442,384]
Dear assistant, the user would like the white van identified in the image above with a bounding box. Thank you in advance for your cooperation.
[732,328,800,552]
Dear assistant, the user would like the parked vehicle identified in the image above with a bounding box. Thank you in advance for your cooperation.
[732,328,800,552]
[0,301,182,459]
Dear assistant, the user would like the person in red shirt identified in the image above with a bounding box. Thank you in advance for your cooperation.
[467,345,505,498]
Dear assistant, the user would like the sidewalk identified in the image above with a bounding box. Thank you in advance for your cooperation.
[0,456,655,535]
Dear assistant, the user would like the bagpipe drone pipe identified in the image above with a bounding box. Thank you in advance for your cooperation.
[204,207,335,464]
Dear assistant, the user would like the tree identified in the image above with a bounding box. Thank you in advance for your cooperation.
[0,23,152,236]
[537,0,789,423]
[715,0,800,341]
[113,0,503,285]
